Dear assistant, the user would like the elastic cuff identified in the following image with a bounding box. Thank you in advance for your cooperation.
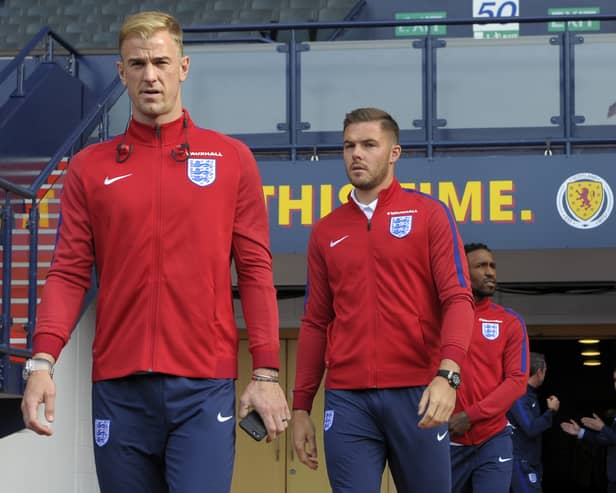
[251,350,279,372]
[440,346,466,368]
[32,333,65,361]
[292,393,314,414]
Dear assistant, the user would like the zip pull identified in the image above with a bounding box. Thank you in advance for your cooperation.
[367,219,371,231]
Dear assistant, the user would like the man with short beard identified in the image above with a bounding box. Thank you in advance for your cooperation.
[292,107,475,493]
[449,243,530,493]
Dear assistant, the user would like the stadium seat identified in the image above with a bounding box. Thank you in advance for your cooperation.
[289,0,326,8]
[213,0,246,11]
[238,9,279,24]
[0,0,359,51]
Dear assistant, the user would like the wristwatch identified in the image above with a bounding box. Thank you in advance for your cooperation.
[436,369,461,389]
[22,358,55,381]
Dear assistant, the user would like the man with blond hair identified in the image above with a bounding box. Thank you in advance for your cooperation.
[21,11,289,492]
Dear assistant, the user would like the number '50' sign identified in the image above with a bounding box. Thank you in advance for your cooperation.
[474,0,518,18]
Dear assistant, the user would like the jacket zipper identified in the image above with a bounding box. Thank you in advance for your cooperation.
[149,125,163,372]
[367,212,377,388]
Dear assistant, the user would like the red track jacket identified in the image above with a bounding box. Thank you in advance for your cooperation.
[452,297,529,445]
[33,111,279,381]
[293,178,475,412]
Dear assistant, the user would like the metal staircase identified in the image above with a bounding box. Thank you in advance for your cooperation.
[0,160,66,438]
[0,27,125,437]
[2,160,66,362]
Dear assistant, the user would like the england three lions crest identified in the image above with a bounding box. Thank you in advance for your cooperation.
[482,321,500,340]
[390,215,413,238]
[187,158,216,187]
[94,419,110,447]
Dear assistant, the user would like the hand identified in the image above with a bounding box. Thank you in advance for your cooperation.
[560,419,581,436]
[581,413,605,432]
[547,395,560,412]
[449,411,471,436]
[21,371,56,436]
[292,410,319,470]
[238,370,290,442]
[418,376,456,429]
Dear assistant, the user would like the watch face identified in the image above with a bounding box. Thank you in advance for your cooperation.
[22,361,32,381]
[450,373,462,388]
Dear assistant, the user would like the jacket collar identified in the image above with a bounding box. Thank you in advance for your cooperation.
[347,177,402,209]
[125,110,194,146]
[475,297,492,309]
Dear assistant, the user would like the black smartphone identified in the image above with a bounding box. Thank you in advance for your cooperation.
[239,410,268,441]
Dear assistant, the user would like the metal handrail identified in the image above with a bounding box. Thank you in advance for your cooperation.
[0,27,80,87]
[182,13,616,35]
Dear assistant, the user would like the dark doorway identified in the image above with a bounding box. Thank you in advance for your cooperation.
[529,338,616,493]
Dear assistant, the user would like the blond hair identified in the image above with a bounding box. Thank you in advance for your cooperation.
[118,11,183,56]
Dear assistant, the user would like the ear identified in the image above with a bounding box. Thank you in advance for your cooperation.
[390,144,402,164]
[179,55,190,82]
[116,60,127,86]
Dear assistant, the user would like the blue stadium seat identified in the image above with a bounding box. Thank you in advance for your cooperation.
[213,0,247,11]
[92,32,118,47]
[250,0,284,10]
[189,10,238,27]
[279,7,318,22]
[290,0,327,8]
[238,9,279,24]
[60,5,90,17]
[326,0,358,7]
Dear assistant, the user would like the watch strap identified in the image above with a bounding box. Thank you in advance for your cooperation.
[23,357,55,380]
[436,369,461,389]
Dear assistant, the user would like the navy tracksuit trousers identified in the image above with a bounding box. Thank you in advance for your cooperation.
[323,387,451,493]
[92,374,235,493]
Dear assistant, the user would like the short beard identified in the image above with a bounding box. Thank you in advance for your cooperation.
[346,165,389,191]
[473,286,495,300]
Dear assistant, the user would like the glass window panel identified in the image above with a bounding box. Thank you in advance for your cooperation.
[107,90,130,137]
[437,36,559,129]
[574,33,616,126]
[182,43,286,134]
[301,40,423,132]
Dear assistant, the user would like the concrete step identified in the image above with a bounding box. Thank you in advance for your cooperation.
[0,299,39,319]
[0,279,46,299]
[7,249,55,264]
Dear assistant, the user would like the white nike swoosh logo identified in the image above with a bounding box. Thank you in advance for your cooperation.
[498,457,513,462]
[437,431,448,441]
[104,173,133,185]
[217,412,233,423]
[329,235,350,248]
